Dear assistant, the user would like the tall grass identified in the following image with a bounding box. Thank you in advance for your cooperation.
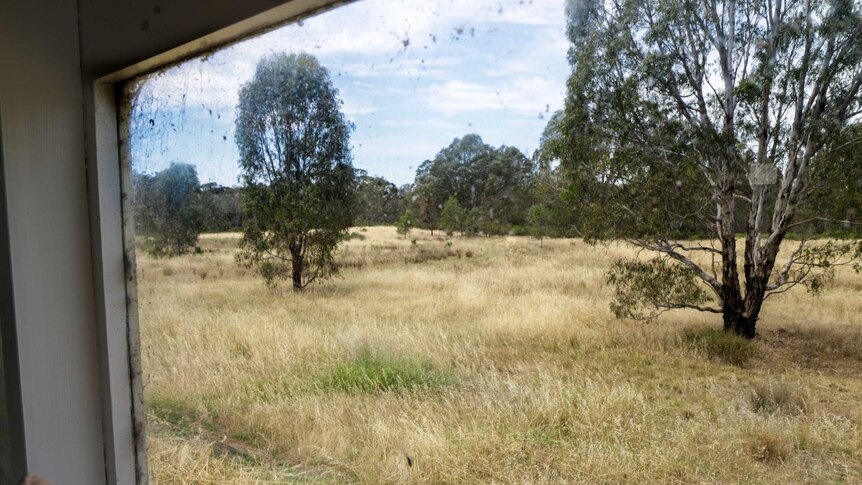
[138,228,862,483]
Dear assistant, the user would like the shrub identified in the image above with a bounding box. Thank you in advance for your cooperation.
[683,328,758,365]
[747,428,792,464]
[748,381,806,416]
[134,163,203,257]
[396,208,414,237]
[312,347,455,394]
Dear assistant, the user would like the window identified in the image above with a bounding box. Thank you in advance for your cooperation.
[118,1,862,482]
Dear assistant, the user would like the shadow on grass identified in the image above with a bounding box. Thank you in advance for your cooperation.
[758,325,862,371]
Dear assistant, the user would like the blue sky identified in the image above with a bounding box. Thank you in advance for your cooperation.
[130,0,571,187]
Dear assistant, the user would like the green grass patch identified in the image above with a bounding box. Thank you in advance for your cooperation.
[312,346,456,394]
[683,327,759,366]
[148,395,199,428]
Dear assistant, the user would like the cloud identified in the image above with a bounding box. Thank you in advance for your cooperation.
[422,76,565,116]
[131,0,569,110]
[129,0,572,187]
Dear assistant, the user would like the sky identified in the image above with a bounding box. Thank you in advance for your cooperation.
[129,0,572,187]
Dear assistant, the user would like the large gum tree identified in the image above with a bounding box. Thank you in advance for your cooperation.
[562,0,862,337]
[235,52,355,290]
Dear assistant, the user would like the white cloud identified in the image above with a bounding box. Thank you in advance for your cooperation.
[132,0,568,109]
[129,0,571,186]
[422,76,565,116]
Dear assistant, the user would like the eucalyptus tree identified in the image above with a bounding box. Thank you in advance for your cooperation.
[563,0,862,337]
[412,134,534,233]
[235,53,356,290]
[134,163,203,257]
[439,196,467,236]
[354,170,405,226]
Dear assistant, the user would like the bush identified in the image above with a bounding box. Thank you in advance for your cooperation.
[683,328,758,365]
[747,428,792,464]
[312,347,455,394]
[748,381,806,416]
[134,163,203,257]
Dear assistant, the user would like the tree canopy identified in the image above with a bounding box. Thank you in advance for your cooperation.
[354,170,407,226]
[561,0,862,337]
[234,52,356,290]
[411,134,536,234]
[133,162,203,257]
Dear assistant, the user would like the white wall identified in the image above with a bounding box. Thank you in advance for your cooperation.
[0,1,107,482]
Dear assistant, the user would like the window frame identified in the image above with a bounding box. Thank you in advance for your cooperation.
[85,1,350,482]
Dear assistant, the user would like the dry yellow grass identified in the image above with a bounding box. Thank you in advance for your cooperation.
[138,227,862,484]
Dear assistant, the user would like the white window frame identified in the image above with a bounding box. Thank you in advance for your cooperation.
[85,1,349,482]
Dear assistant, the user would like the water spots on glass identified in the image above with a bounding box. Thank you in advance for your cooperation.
[124,0,568,197]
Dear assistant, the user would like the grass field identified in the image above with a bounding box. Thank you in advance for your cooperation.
[138,227,862,483]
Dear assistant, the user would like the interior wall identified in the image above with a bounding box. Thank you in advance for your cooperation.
[0,1,107,483]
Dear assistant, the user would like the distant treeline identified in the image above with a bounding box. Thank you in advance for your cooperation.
[133,132,574,243]
[133,124,861,255]
[352,133,574,237]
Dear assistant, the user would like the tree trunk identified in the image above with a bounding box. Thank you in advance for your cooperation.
[290,243,303,291]
[722,306,757,339]
[718,192,750,337]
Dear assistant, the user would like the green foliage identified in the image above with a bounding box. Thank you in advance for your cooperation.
[683,328,758,366]
[561,0,862,335]
[354,170,407,225]
[396,208,414,236]
[795,126,862,237]
[134,163,203,257]
[411,134,535,234]
[198,183,242,232]
[234,53,356,290]
[775,240,862,294]
[311,347,455,394]
[607,258,713,320]
[465,207,483,236]
[527,203,554,245]
[439,196,466,236]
